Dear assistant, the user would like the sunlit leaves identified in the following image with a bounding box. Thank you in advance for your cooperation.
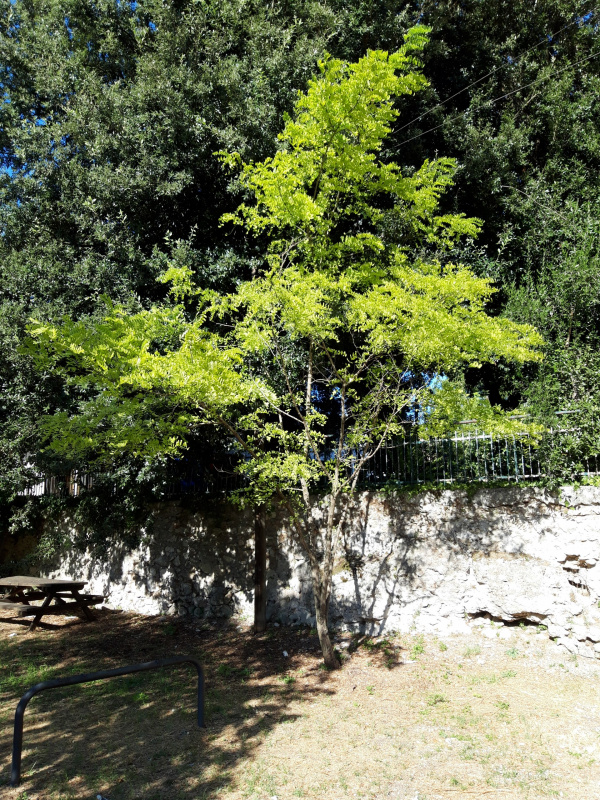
[350,259,543,367]
[28,30,543,497]
[421,381,544,440]
[220,34,433,248]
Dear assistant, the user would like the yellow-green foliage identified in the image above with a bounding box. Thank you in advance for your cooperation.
[29,29,543,497]
[421,382,544,440]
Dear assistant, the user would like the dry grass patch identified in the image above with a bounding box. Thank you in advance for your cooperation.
[1,612,599,799]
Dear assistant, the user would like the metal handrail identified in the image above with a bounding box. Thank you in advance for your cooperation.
[11,655,205,787]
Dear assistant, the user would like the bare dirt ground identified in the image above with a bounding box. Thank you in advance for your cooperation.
[1,610,599,800]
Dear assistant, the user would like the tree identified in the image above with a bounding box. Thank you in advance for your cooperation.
[0,0,345,504]
[30,28,542,666]
[383,1,600,416]
[5,0,599,514]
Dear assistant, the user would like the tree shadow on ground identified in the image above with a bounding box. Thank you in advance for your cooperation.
[0,611,337,800]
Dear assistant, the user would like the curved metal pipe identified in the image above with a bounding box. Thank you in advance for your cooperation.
[11,655,205,787]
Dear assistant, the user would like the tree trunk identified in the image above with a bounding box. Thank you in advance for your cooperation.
[253,505,267,633]
[312,565,338,668]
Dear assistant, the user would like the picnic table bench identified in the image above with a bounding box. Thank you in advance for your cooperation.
[0,576,104,632]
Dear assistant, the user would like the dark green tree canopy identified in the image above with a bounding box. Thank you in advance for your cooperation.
[2,0,600,507]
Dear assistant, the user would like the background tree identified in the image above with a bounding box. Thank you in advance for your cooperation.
[388,0,600,425]
[0,0,345,516]
[3,0,600,533]
[31,34,542,666]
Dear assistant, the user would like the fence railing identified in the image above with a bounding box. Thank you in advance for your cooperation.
[19,427,600,498]
[21,471,96,498]
[20,460,246,499]
[363,428,599,486]
[363,431,542,486]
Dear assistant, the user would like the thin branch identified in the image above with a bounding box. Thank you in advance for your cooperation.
[272,336,327,473]
[323,381,347,577]
[305,340,313,432]
[349,403,404,489]
[319,342,343,383]
[279,237,301,271]
[300,341,315,508]
[278,491,319,570]
[261,396,304,426]
[213,413,258,457]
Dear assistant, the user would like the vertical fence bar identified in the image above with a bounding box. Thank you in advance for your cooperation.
[453,434,458,483]
[415,434,420,483]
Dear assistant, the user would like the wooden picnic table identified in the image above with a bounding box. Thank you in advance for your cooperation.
[0,576,104,632]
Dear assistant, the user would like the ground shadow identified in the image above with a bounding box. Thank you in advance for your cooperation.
[0,610,336,800]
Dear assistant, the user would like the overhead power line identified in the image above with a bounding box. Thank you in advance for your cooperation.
[393,45,600,150]
[396,6,600,136]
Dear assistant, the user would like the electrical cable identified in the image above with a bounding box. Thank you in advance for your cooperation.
[499,185,573,223]
[395,5,599,135]
[393,45,600,149]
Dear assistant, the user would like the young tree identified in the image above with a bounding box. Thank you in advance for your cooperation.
[30,28,542,667]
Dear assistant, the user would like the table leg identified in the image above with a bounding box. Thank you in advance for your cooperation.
[70,588,96,621]
[12,589,30,605]
[28,592,55,632]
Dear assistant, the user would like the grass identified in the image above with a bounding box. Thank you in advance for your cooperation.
[426,692,447,706]
[359,635,399,668]
[1,612,600,799]
[410,634,425,659]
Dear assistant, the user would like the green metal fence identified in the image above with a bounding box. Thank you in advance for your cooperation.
[20,426,600,498]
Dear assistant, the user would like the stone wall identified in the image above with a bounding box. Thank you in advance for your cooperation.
[45,500,257,620]
[41,486,600,658]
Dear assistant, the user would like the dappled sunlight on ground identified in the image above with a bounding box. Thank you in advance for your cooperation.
[1,611,600,799]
